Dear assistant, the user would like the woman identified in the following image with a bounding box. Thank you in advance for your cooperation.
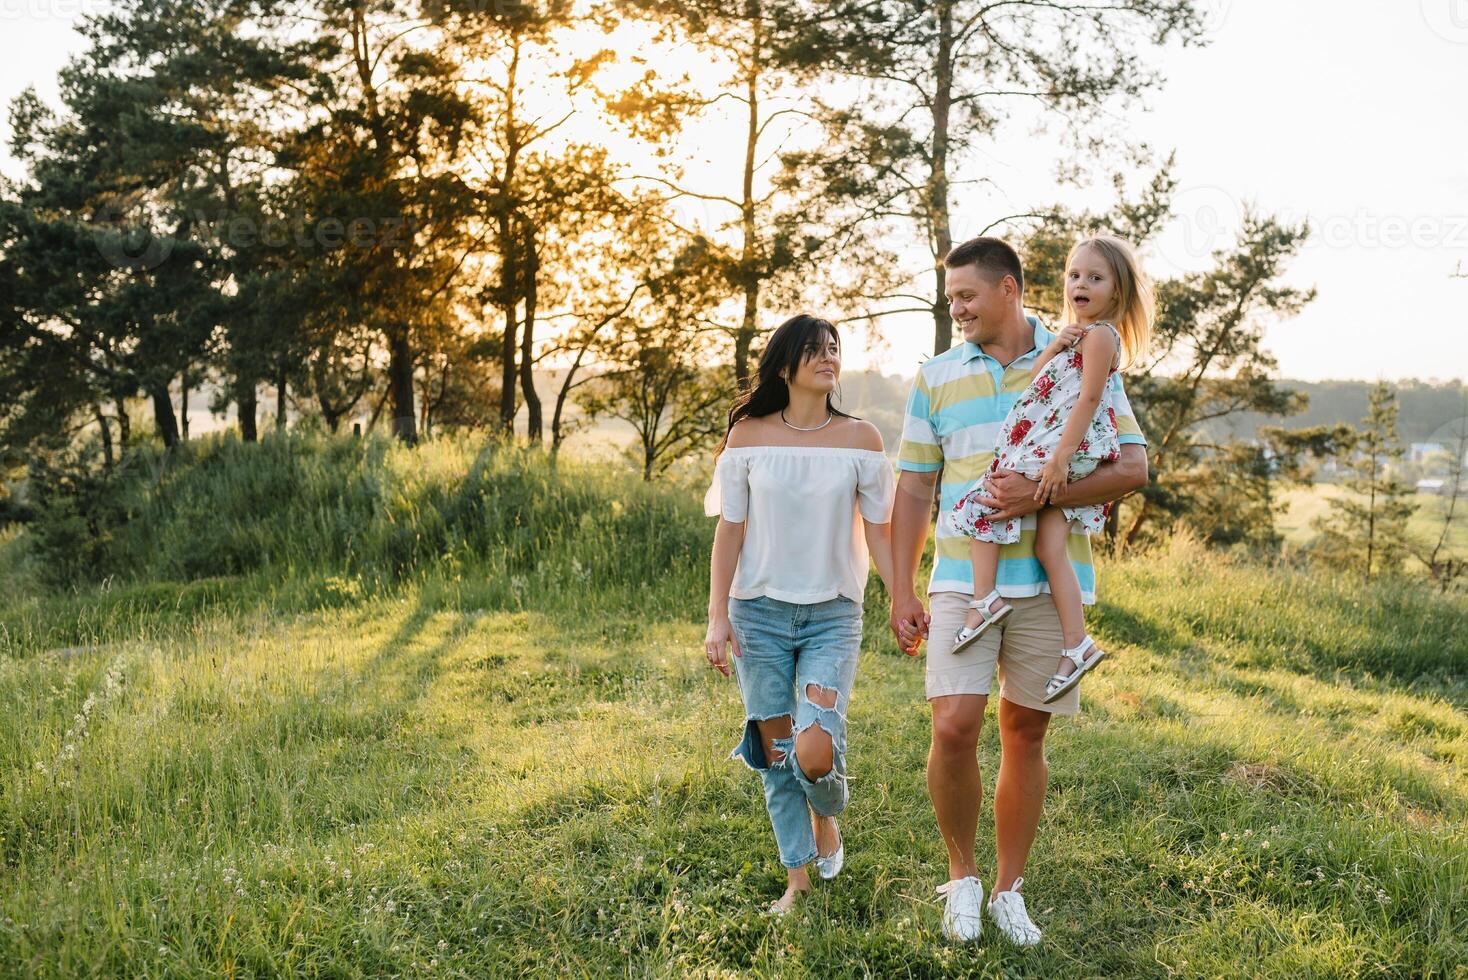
[703,314,896,914]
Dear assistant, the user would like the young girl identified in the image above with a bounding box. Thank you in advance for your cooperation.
[945,234,1153,703]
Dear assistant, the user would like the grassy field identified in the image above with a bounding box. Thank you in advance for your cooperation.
[1277,484,1467,569]
[1,436,1465,977]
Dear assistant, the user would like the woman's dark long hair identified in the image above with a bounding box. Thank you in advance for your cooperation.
[716,314,857,454]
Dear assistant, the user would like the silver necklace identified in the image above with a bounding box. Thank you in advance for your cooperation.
[781,409,833,431]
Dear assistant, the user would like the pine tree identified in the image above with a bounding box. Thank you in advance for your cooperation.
[1313,382,1418,579]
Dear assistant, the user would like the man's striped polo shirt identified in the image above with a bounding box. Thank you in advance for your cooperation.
[896,316,1147,603]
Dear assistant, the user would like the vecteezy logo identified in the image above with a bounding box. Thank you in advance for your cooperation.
[1421,0,1468,42]
[1152,184,1245,273]
[93,209,175,272]
[1197,0,1233,32]
[1427,416,1468,461]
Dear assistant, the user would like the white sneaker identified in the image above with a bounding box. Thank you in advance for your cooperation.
[935,875,984,942]
[986,877,1042,946]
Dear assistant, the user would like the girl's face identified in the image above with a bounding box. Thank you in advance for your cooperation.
[787,331,840,394]
[1066,245,1119,323]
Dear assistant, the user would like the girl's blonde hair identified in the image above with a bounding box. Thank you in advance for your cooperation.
[1062,234,1154,369]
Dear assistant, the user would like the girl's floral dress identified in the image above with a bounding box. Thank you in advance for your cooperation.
[946,323,1124,544]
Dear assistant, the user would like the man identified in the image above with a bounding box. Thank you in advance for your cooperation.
[889,237,1149,945]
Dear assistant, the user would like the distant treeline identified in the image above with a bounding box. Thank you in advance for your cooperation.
[659,372,1467,453]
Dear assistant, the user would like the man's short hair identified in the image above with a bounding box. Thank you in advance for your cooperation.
[944,237,1024,294]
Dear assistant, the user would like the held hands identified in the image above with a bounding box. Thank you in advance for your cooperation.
[704,616,739,677]
[889,593,930,657]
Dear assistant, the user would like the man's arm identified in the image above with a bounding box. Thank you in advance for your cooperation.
[978,443,1149,521]
[889,469,936,654]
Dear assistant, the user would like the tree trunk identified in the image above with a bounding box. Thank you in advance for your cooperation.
[275,361,288,432]
[499,280,519,435]
[519,227,543,444]
[387,329,417,444]
[116,399,131,451]
[151,385,180,448]
[318,385,343,433]
[180,369,190,441]
[734,32,762,388]
[237,378,258,443]
[496,36,524,435]
[94,405,114,473]
[929,0,955,356]
[1365,446,1378,580]
[366,380,391,432]
[551,342,592,460]
[1124,498,1149,550]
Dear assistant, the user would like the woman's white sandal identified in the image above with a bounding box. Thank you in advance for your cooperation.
[951,590,1012,655]
[1042,635,1105,703]
[815,821,844,880]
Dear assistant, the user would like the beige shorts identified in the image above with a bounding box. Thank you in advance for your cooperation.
[924,592,1080,715]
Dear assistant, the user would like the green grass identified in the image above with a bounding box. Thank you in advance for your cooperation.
[1,439,1465,977]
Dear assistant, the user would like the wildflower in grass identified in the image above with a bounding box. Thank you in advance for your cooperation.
[46,653,126,780]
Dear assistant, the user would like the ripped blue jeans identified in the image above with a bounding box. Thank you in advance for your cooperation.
[727,595,862,869]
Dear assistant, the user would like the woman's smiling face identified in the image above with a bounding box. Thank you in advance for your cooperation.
[1066,244,1118,322]
[788,330,840,394]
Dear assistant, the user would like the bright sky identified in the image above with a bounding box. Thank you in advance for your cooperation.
[3,0,1465,383]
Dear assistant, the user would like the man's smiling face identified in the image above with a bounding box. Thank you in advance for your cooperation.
[944,263,1016,345]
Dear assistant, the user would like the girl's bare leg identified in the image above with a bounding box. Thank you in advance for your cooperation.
[965,538,1004,630]
[1034,507,1089,677]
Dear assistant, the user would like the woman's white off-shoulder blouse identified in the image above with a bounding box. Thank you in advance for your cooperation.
[704,446,896,605]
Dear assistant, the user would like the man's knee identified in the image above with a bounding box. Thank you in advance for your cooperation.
[930,696,984,752]
[999,701,1050,753]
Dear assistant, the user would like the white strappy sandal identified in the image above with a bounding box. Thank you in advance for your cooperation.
[1042,636,1106,703]
[951,590,1012,655]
